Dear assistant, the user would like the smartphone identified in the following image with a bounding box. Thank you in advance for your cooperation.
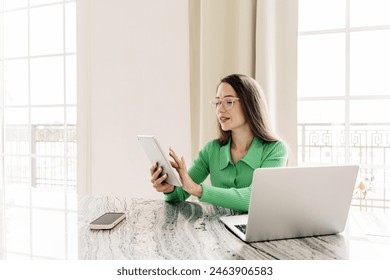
[89,212,126,230]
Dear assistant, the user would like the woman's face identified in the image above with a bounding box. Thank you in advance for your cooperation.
[215,82,247,132]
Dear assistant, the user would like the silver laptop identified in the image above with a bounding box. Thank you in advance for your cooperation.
[219,165,359,242]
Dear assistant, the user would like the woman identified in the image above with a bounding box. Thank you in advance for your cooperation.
[150,74,287,212]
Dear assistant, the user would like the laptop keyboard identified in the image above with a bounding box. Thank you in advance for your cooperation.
[235,224,247,234]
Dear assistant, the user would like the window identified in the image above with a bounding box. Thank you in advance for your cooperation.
[0,0,77,259]
[298,0,390,212]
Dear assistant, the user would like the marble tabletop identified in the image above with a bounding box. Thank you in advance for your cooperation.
[1,187,389,260]
[78,196,390,260]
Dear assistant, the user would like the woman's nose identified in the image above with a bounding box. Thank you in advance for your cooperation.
[217,103,226,113]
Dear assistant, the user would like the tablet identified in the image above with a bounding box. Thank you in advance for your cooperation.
[137,135,181,186]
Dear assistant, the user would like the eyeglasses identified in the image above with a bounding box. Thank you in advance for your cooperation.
[210,97,240,110]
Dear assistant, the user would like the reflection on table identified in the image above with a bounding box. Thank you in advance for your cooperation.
[0,186,77,260]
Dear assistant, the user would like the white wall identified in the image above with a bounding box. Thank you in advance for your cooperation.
[77,0,191,198]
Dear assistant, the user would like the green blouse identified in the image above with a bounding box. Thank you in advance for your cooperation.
[164,137,288,212]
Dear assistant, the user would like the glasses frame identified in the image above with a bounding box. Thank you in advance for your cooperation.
[210,97,240,110]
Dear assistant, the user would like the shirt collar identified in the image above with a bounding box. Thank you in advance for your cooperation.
[219,138,233,170]
[240,137,264,170]
[219,137,264,170]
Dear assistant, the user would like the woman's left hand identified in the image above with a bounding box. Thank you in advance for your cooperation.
[169,148,202,198]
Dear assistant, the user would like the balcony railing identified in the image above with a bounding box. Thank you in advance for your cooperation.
[298,123,390,212]
[2,124,77,190]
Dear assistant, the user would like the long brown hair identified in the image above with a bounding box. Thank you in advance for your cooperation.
[217,74,280,145]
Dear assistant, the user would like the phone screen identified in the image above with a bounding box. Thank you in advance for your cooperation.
[90,213,125,225]
[90,212,125,229]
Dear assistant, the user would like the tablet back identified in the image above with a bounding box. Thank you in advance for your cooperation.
[137,135,181,186]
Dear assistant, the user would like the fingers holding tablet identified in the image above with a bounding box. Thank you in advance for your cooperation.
[137,135,181,186]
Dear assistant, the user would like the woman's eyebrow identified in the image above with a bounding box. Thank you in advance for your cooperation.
[215,95,235,99]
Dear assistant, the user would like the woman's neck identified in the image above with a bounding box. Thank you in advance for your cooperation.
[231,128,254,152]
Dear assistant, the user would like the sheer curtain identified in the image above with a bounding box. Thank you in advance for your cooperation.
[255,0,298,165]
[189,0,298,165]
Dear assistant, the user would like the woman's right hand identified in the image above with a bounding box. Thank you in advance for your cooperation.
[150,163,175,193]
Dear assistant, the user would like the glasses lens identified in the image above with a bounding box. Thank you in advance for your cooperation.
[210,100,219,108]
[210,98,238,109]
[223,98,235,109]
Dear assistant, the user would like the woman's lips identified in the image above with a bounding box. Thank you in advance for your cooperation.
[219,117,230,123]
